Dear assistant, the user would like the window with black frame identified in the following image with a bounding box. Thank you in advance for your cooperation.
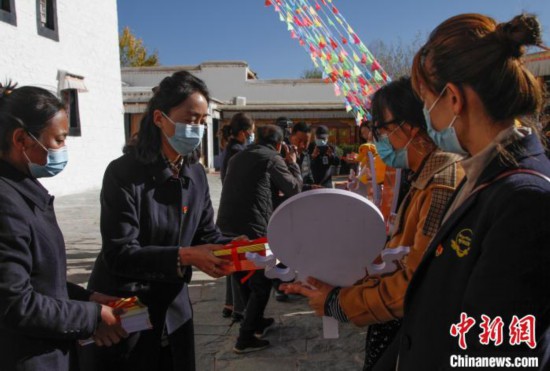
[36,0,58,41]
[0,0,16,26]
[61,90,81,136]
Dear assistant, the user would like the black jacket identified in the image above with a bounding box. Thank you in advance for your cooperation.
[299,151,316,191]
[272,151,315,209]
[0,160,99,371]
[88,150,229,366]
[217,144,302,239]
[396,134,550,370]
[310,143,341,188]
[220,138,246,183]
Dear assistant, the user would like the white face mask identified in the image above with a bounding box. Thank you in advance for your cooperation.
[161,112,205,155]
[423,86,468,155]
[246,132,255,146]
[374,122,412,169]
[24,133,69,178]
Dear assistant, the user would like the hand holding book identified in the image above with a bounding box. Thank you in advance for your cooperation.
[80,296,152,346]
[93,305,128,346]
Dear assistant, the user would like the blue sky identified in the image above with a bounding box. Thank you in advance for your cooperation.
[117,0,550,79]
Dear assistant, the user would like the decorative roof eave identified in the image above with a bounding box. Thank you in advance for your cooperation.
[121,61,251,74]
[123,100,224,115]
[221,106,353,121]
[220,103,345,111]
[122,89,224,105]
[222,112,354,121]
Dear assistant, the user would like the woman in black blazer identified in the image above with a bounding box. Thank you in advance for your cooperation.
[82,71,232,371]
[383,13,550,370]
[0,83,124,371]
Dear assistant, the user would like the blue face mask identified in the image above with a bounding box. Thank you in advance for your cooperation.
[162,112,205,156]
[423,86,468,155]
[315,138,327,146]
[374,135,409,169]
[24,134,69,178]
[246,132,255,146]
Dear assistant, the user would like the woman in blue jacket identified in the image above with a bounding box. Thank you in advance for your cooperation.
[82,71,232,371]
[387,13,550,370]
[0,83,124,371]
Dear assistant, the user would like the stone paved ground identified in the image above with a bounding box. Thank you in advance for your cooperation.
[58,173,365,371]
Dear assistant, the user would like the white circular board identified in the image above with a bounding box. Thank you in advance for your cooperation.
[267,189,386,288]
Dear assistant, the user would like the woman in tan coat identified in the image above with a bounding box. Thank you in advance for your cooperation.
[283,77,464,370]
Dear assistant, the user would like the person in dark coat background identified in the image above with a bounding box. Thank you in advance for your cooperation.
[217,124,302,353]
[216,125,231,173]
[377,13,550,370]
[81,71,232,371]
[220,112,255,183]
[310,125,341,188]
[289,122,316,191]
[218,112,255,322]
[0,83,124,371]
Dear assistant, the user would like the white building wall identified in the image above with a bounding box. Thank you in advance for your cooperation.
[122,63,341,105]
[0,0,124,196]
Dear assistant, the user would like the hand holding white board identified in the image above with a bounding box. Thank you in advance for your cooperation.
[267,189,386,338]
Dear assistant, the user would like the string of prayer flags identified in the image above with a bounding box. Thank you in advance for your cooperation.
[266,0,391,123]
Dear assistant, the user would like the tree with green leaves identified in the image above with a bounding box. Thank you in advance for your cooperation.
[119,27,159,67]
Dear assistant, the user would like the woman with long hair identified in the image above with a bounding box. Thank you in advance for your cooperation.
[82,71,232,371]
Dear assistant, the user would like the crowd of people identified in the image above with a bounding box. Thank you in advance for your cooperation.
[0,11,549,371]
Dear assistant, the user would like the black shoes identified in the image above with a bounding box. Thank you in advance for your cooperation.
[233,337,270,354]
[254,317,275,338]
[222,307,244,323]
[233,318,275,354]
[232,312,244,322]
[222,307,233,318]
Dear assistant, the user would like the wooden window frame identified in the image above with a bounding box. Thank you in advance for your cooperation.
[36,0,59,41]
[61,89,81,136]
[0,0,17,26]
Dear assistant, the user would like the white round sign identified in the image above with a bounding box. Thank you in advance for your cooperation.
[267,189,386,288]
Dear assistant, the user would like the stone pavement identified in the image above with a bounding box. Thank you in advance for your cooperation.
[57,173,366,371]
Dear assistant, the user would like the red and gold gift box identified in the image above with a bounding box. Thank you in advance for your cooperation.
[214,237,268,272]
[79,296,151,346]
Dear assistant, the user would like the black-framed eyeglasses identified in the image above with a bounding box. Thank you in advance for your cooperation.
[372,119,402,141]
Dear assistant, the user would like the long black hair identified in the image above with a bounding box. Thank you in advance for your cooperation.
[229,112,254,136]
[370,77,426,132]
[0,81,65,155]
[126,70,211,164]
